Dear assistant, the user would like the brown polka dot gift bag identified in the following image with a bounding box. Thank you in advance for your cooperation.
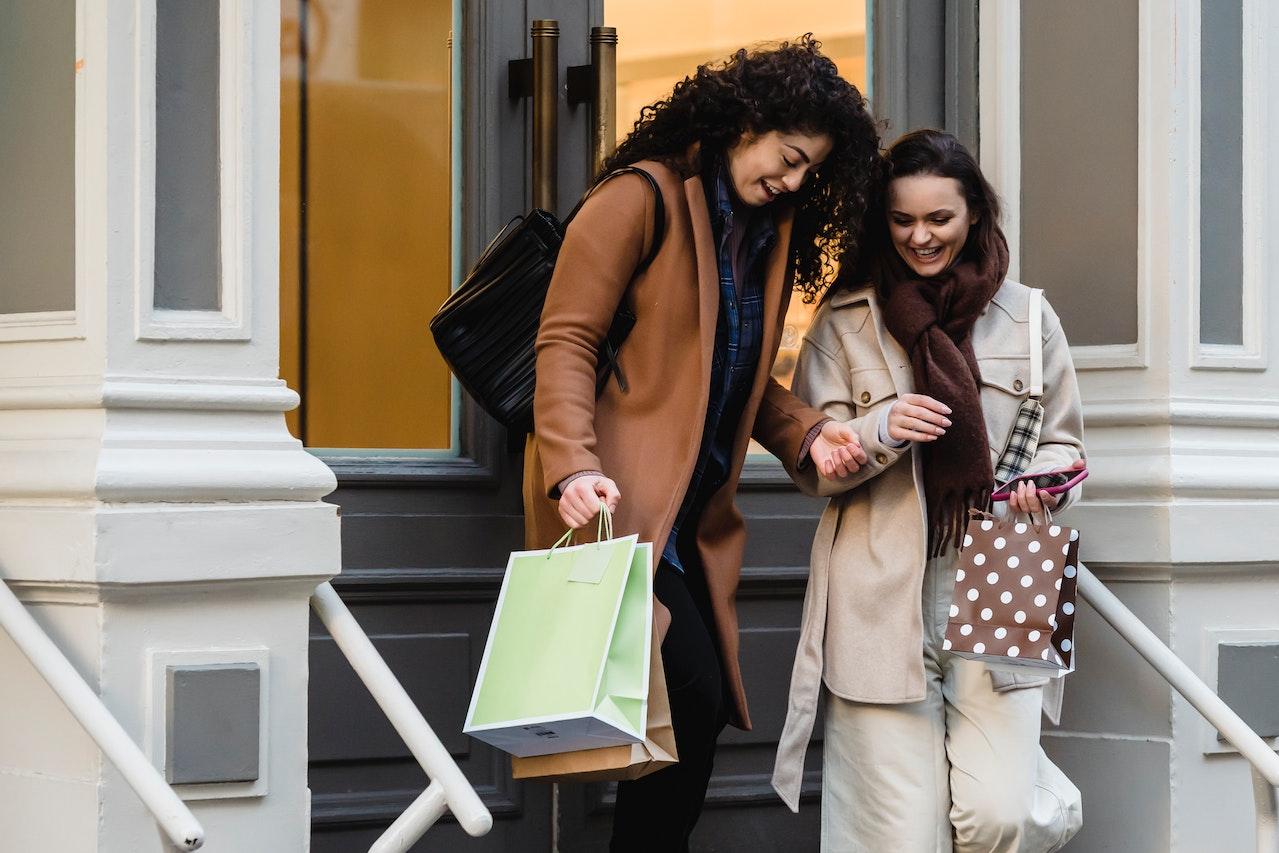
[944,508,1081,674]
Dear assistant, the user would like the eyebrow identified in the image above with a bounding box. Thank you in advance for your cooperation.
[785,143,811,164]
[890,208,957,218]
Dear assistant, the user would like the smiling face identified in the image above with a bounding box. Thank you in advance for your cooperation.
[725,129,834,208]
[886,174,979,277]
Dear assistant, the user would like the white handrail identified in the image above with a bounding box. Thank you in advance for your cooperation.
[310,582,493,850]
[1077,562,1279,852]
[0,578,205,851]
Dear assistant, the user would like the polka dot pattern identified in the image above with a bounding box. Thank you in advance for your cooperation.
[947,511,1082,672]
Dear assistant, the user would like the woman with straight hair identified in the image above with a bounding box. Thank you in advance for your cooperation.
[772,129,1086,851]
[524,36,879,851]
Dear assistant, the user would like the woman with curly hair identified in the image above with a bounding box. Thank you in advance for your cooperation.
[522,36,879,849]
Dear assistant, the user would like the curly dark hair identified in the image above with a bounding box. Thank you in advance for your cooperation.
[599,35,881,302]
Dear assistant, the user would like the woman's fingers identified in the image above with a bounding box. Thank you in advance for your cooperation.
[890,425,940,443]
[897,404,951,429]
[899,393,953,416]
[595,478,622,514]
[1020,481,1042,514]
[898,415,946,436]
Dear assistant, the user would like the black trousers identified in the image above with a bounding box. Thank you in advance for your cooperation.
[609,559,731,852]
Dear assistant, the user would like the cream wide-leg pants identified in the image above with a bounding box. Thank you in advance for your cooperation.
[820,555,1083,852]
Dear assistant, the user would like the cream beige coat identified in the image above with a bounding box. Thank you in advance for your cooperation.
[771,279,1085,812]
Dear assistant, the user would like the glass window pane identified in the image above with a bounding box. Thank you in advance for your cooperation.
[280,0,455,450]
[1199,0,1244,346]
[1020,0,1139,347]
[155,0,222,312]
[0,0,75,315]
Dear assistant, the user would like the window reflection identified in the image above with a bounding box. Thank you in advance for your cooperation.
[280,0,454,450]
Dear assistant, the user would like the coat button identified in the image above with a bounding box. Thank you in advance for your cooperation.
[859,391,872,404]
[875,453,888,465]
[1013,379,1024,392]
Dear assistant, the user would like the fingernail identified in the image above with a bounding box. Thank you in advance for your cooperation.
[942,419,952,427]
[936,428,945,435]
[943,406,953,414]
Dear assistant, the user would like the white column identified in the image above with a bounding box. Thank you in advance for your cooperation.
[981,0,1279,849]
[0,2,338,851]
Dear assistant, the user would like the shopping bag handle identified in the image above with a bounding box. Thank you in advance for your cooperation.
[546,502,613,559]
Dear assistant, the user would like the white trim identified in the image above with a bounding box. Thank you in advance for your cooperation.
[146,646,270,801]
[978,0,1020,282]
[0,311,83,343]
[1190,0,1269,371]
[981,0,1152,372]
[134,0,253,342]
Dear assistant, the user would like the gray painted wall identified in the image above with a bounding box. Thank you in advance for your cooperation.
[0,0,76,314]
[154,0,222,312]
[1020,0,1140,347]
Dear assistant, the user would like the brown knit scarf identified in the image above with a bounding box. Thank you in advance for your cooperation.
[878,232,1010,556]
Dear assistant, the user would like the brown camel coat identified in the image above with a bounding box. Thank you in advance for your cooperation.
[523,158,828,730]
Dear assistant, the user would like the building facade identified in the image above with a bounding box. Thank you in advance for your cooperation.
[0,1,1276,851]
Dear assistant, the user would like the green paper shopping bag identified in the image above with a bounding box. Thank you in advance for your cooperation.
[464,525,654,758]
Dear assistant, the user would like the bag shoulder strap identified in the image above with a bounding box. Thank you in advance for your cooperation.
[563,166,666,272]
[1029,288,1044,398]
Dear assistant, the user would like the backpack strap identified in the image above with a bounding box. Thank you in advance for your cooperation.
[563,166,667,271]
[1029,288,1044,398]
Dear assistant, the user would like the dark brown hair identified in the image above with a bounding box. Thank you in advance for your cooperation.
[600,35,881,303]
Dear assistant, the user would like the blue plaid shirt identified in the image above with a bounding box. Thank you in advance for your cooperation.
[662,164,777,571]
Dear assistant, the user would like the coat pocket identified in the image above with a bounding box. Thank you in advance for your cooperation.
[977,356,1032,451]
[849,367,897,417]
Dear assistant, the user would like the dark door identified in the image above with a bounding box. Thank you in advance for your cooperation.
[284,0,974,850]
[283,1,596,850]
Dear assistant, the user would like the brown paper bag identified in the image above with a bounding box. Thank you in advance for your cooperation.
[510,618,678,782]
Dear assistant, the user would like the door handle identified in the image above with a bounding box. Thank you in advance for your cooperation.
[588,27,617,176]
[568,27,618,178]
[509,20,560,212]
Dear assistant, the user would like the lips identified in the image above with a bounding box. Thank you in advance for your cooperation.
[911,246,943,261]
[761,179,782,200]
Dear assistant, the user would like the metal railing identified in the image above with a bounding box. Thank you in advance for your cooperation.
[1077,562,1279,853]
[0,577,206,851]
[310,581,493,851]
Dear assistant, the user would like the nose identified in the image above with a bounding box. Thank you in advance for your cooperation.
[910,224,931,246]
[782,171,803,193]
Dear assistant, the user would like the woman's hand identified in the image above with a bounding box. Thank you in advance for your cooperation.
[810,420,868,479]
[887,393,952,443]
[558,474,621,529]
[1007,458,1087,514]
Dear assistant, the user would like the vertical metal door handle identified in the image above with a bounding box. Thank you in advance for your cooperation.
[531,20,559,212]
[589,27,618,177]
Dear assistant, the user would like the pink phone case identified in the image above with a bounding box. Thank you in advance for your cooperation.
[990,467,1089,501]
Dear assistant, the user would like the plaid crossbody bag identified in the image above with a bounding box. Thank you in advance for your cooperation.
[993,289,1045,483]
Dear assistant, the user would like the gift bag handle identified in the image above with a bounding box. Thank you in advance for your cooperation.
[547,503,613,558]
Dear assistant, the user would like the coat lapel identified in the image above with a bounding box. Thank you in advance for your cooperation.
[684,175,720,385]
